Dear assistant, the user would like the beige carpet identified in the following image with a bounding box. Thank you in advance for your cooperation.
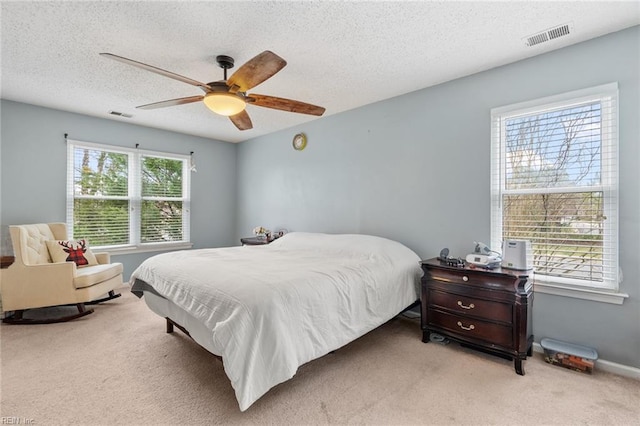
[1,288,638,425]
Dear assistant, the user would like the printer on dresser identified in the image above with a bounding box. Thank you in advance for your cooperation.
[420,258,533,375]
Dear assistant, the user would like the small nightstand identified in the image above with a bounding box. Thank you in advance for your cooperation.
[240,236,272,246]
[421,258,533,375]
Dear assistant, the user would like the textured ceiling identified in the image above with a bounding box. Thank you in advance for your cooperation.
[1,1,639,143]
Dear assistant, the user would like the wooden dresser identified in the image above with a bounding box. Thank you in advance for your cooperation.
[420,258,533,375]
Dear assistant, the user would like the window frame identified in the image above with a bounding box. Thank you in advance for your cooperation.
[66,139,192,254]
[490,83,627,304]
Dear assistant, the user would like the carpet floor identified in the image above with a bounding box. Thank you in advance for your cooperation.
[1,288,638,425]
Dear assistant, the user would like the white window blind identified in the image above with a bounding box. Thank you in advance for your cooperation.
[140,155,187,244]
[491,83,619,290]
[67,140,191,250]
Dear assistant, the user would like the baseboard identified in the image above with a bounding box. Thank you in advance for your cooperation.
[532,342,640,380]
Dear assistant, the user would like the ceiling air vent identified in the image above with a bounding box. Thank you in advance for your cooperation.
[524,22,573,47]
[109,110,132,118]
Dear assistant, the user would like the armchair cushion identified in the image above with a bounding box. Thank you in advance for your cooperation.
[74,263,123,289]
[46,239,98,267]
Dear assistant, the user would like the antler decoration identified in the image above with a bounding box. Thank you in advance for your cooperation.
[58,240,89,266]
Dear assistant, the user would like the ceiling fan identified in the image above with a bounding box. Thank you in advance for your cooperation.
[100,51,325,131]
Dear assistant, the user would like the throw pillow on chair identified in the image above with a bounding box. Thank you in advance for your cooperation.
[46,239,98,267]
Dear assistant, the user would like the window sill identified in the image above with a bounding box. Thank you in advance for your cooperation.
[97,242,193,256]
[533,280,628,305]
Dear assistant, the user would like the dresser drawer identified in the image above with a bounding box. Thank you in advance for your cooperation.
[428,309,513,349]
[426,267,523,292]
[429,289,512,323]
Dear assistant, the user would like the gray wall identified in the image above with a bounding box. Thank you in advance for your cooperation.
[0,101,238,278]
[236,26,640,368]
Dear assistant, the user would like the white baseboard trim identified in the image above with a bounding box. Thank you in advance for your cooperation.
[532,342,640,380]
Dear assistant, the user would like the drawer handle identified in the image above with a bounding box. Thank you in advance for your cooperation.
[457,321,475,331]
[462,276,469,282]
[457,301,475,309]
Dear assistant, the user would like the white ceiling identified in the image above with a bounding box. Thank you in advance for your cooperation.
[2,1,638,144]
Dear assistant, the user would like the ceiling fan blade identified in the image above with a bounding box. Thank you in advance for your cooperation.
[229,110,253,131]
[136,95,204,110]
[248,94,325,116]
[100,53,210,91]
[227,51,287,92]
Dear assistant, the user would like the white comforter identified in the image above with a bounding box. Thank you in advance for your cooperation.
[130,232,422,411]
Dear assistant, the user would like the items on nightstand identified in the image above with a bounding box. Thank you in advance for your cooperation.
[437,248,465,267]
[465,241,502,269]
[242,227,287,245]
[243,227,289,245]
[501,240,533,270]
[253,226,271,239]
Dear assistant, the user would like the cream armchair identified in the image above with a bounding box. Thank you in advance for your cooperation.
[0,223,123,324]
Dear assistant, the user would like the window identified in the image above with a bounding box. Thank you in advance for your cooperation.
[491,83,619,294]
[67,140,191,252]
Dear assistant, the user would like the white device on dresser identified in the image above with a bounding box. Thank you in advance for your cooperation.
[465,241,502,269]
[501,240,533,270]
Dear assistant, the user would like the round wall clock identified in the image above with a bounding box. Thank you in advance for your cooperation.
[292,133,307,151]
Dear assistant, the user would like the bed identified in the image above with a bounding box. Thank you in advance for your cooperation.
[129,232,422,411]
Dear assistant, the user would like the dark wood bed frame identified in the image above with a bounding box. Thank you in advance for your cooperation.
[165,316,189,335]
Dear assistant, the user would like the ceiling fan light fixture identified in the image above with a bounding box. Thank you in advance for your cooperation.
[203,92,246,116]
